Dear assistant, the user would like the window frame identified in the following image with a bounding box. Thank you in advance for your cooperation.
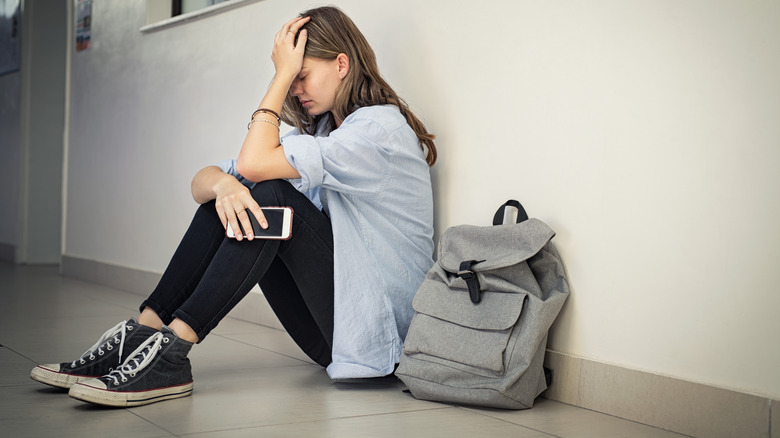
[143,0,262,33]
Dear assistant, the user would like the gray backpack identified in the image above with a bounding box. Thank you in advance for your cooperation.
[396,200,570,409]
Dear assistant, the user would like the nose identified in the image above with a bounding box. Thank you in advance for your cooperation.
[290,78,303,97]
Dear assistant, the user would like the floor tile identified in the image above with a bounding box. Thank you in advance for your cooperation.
[188,333,314,376]
[181,407,554,438]
[467,398,688,438]
[0,383,175,437]
[0,345,36,386]
[4,314,140,364]
[218,329,317,365]
[130,366,441,435]
[209,315,270,336]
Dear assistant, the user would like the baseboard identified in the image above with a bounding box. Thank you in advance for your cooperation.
[542,350,777,438]
[0,243,15,263]
[60,255,284,330]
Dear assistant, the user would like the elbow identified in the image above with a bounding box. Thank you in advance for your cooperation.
[190,179,202,203]
[235,158,265,184]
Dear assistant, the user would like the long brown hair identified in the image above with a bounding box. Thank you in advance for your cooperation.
[281,6,437,166]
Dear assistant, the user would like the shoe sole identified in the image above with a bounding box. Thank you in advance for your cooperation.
[68,381,194,407]
[30,365,95,389]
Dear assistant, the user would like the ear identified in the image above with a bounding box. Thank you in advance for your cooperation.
[336,53,350,80]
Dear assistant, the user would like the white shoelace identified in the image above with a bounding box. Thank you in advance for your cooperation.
[104,332,169,386]
[71,319,132,367]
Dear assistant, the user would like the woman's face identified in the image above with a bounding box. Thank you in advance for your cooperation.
[290,57,343,118]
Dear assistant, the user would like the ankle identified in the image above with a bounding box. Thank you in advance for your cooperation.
[168,319,199,344]
[137,307,164,331]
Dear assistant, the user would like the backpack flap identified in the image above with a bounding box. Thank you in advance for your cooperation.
[438,219,555,274]
[437,218,555,300]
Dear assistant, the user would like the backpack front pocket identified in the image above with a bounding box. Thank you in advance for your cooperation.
[403,279,528,375]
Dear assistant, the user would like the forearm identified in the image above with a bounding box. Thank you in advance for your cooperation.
[191,165,234,204]
[236,74,299,182]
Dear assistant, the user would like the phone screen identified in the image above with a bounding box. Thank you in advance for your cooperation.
[227,207,291,239]
[247,208,285,238]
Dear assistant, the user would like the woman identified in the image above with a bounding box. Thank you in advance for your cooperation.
[30,6,436,407]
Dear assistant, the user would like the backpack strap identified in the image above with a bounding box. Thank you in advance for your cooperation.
[492,199,529,225]
[458,259,485,304]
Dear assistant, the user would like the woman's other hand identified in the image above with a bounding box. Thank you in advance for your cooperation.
[272,16,310,81]
[213,176,266,241]
[191,166,266,241]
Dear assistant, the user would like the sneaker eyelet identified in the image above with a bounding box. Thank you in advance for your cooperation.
[89,354,95,360]
[121,377,128,383]
[163,337,170,343]
[79,359,86,365]
[98,351,104,356]
[127,326,133,331]
[107,345,113,350]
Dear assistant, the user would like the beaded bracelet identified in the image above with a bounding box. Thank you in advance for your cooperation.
[248,118,281,130]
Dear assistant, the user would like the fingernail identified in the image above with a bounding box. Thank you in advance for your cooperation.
[261,221,268,229]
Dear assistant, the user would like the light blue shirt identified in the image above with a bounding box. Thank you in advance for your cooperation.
[218,105,434,379]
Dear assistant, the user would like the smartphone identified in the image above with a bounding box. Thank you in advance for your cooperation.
[226,207,293,240]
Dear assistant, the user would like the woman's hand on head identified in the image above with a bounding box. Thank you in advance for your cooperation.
[272,16,311,81]
[212,176,266,241]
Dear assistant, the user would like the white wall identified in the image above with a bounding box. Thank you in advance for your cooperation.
[64,0,780,399]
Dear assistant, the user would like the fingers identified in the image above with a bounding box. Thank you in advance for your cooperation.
[228,195,265,241]
[275,16,309,43]
[247,205,268,231]
[283,16,310,37]
[215,199,255,242]
[236,209,254,240]
[272,16,310,79]
[224,206,245,241]
[294,27,308,53]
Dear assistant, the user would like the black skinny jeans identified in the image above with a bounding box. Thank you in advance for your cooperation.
[140,180,334,367]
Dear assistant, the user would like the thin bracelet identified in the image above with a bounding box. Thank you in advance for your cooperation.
[248,118,281,130]
[251,108,281,123]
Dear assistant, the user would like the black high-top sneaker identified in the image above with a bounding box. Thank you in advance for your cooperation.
[30,318,158,389]
[68,327,194,407]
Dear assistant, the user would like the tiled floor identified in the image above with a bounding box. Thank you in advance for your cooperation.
[0,263,689,437]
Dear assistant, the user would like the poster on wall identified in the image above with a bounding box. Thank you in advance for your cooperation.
[75,0,92,52]
[0,0,21,75]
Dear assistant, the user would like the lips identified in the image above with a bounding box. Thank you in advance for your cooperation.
[300,100,313,108]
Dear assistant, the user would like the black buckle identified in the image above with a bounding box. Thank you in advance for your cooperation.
[457,269,475,280]
[458,260,485,304]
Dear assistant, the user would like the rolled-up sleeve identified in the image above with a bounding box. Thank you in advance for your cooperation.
[281,114,397,196]
[280,134,325,194]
